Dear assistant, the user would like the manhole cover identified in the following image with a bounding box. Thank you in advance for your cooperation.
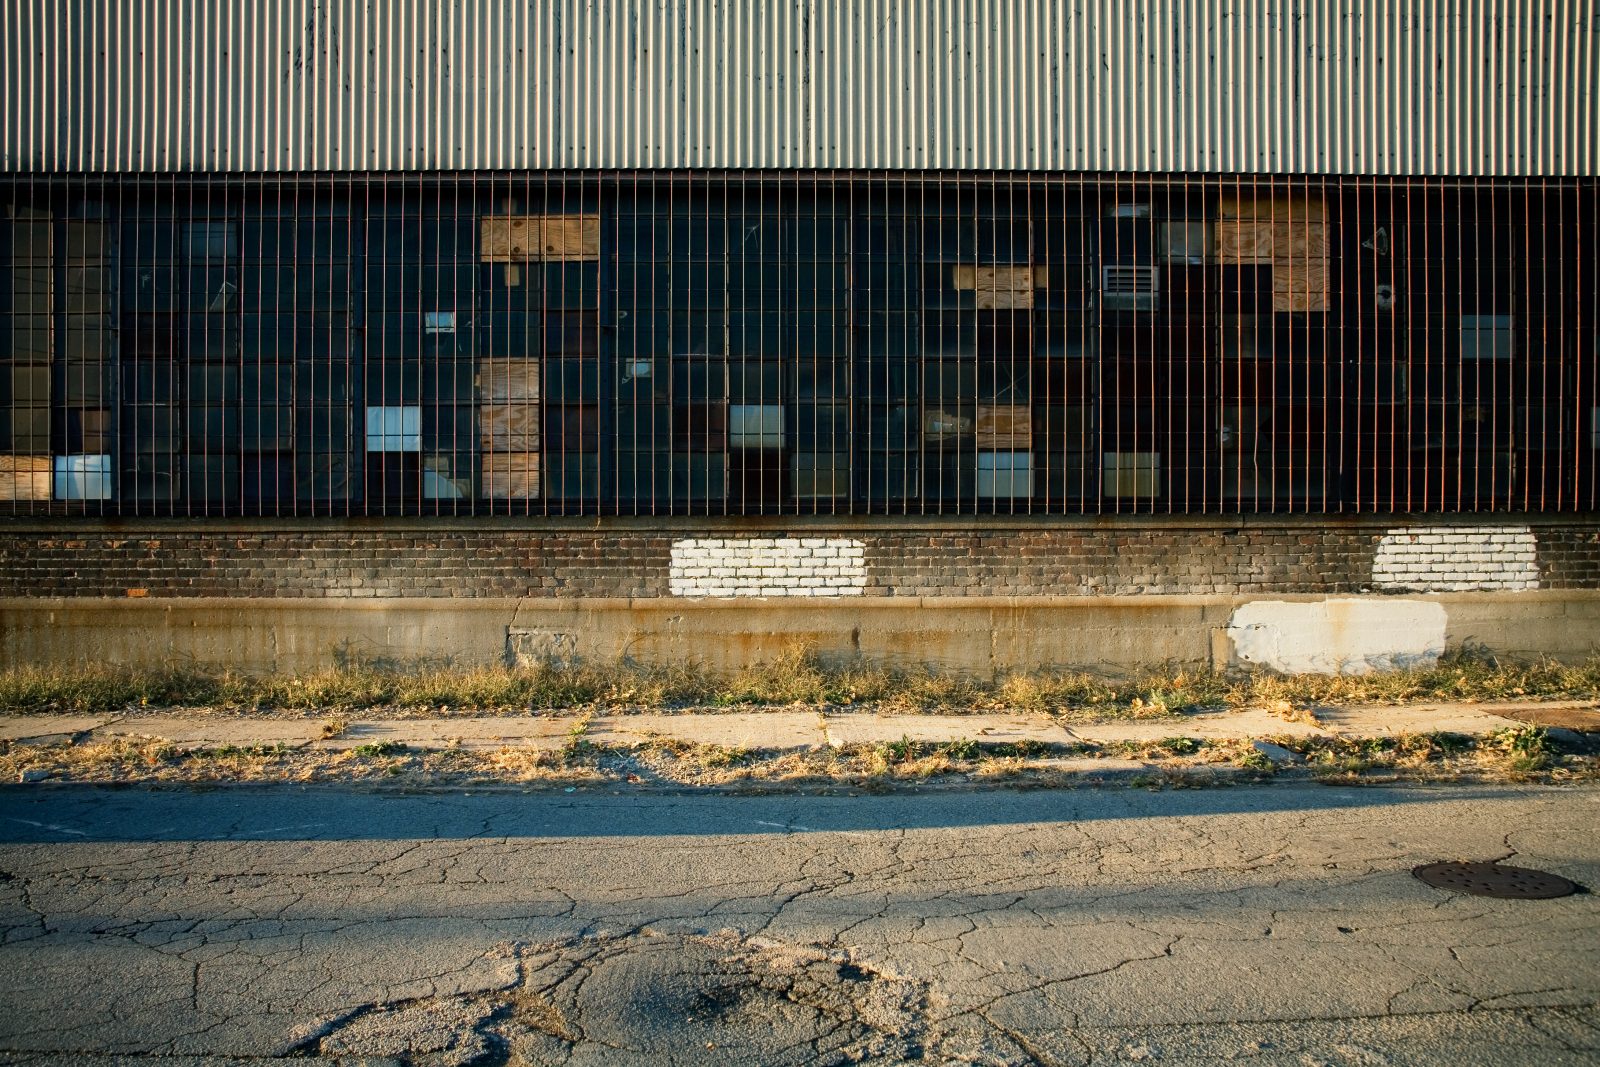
[1507,706,1600,733]
[1413,861,1580,899]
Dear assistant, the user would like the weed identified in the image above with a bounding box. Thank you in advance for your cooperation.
[879,735,920,765]
[1234,749,1276,772]
[211,743,289,758]
[558,713,598,764]
[1483,724,1552,773]
[1157,736,1202,756]
[1426,731,1474,755]
[351,740,407,758]
[3,647,1596,717]
[942,738,980,761]
[699,744,750,769]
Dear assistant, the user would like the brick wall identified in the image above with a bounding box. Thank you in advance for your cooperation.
[0,532,673,599]
[1370,526,1539,591]
[0,520,1595,599]
[1538,526,1600,589]
[670,538,867,597]
[860,528,1380,596]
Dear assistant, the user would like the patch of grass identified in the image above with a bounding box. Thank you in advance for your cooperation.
[1221,649,1600,709]
[210,743,290,758]
[1482,724,1552,773]
[941,738,980,761]
[2,646,1596,718]
[0,664,247,713]
[350,740,407,758]
[878,735,920,765]
[985,739,1049,759]
[1234,749,1277,773]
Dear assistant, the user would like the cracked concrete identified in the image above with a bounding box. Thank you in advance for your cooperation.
[0,784,1595,1064]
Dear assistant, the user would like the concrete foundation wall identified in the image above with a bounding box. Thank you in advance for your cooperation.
[2,592,1596,676]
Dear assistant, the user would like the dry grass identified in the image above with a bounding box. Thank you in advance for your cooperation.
[1,646,1597,721]
[4,721,1595,790]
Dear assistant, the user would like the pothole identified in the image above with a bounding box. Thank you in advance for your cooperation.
[317,997,502,1065]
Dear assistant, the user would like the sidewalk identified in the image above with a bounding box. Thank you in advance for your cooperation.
[2,699,1594,755]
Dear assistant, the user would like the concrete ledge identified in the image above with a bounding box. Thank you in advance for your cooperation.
[2,591,1597,674]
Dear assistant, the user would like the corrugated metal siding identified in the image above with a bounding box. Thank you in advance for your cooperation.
[3,0,1597,175]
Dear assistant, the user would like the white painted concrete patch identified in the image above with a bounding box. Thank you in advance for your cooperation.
[1372,525,1538,591]
[670,537,866,597]
[1226,598,1448,675]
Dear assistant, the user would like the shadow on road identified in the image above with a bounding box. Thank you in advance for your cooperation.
[0,781,1571,844]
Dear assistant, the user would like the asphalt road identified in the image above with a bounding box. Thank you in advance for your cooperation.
[0,782,1597,1065]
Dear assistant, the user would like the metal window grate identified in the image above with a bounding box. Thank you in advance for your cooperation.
[1,171,1594,518]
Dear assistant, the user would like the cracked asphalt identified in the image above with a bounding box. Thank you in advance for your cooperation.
[0,783,1596,1065]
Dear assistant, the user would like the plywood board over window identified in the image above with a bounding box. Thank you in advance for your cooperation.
[477,360,541,402]
[481,453,541,499]
[479,215,601,262]
[975,405,1033,450]
[0,455,51,500]
[1215,196,1329,312]
[951,265,1048,309]
[478,403,541,451]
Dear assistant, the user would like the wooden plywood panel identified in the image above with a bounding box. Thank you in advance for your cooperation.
[1219,202,1331,310]
[952,265,1047,310]
[480,452,541,499]
[478,359,541,401]
[480,216,542,262]
[1272,256,1329,312]
[478,403,541,451]
[1216,220,1275,263]
[975,405,1033,450]
[480,215,601,262]
[1272,221,1328,259]
[1218,196,1327,223]
[539,215,601,260]
[0,455,52,500]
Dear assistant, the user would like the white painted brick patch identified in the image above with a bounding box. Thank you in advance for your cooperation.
[1371,525,1539,592]
[670,537,866,597]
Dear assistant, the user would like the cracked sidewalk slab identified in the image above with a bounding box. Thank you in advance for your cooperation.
[89,717,320,748]
[319,717,573,752]
[587,712,825,751]
[0,716,114,744]
[823,713,1074,748]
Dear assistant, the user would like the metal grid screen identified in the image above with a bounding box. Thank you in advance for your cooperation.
[2,172,1595,517]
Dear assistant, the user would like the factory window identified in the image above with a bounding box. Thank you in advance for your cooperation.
[1,174,1594,516]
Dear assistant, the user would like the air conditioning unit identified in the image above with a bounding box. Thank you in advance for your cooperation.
[1100,265,1160,312]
